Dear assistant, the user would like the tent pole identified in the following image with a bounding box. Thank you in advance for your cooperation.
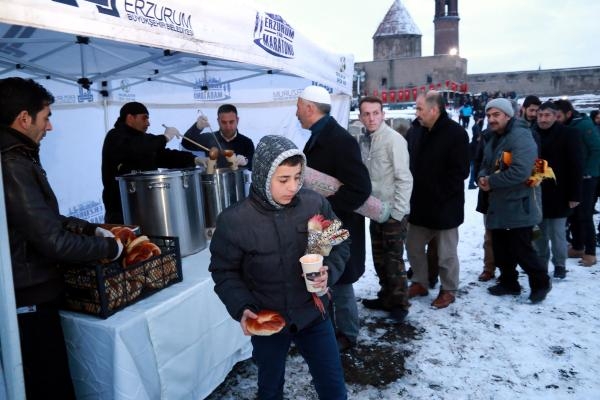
[103,97,108,134]
[0,155,26,400]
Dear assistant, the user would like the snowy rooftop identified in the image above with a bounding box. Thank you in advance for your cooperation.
[373,0,421,38]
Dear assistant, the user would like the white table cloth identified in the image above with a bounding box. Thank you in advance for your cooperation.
[60,249,252,400]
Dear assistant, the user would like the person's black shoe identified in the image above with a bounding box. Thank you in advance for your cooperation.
[553,266,566,279]
[428,278,438,289]
[407,268,413,279]
[362,298,391,311]
[488,283,521,296]
[336,334,355,352]
[529,282,552,304]
[388,308,409,324]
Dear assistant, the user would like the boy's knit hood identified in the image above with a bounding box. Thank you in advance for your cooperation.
[251,135,306,209]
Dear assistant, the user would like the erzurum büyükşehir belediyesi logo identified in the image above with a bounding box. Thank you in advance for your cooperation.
[52,0,194,36]
[253,12,295,59]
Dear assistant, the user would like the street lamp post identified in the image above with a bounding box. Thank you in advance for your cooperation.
[353,69,366,99]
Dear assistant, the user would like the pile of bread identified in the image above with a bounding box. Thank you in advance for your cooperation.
[63,226,178,315]
[110,226,161,267]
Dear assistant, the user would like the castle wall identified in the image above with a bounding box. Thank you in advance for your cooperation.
[467,67,600,96]
[356,55,467,98]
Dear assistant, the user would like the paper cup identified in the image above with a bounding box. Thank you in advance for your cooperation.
[300,254,323,293]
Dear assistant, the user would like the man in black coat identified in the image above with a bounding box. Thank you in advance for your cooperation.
[405,91,470,309]
[296,85,371,351]
[532,101,583,278]
[101,102,202,223]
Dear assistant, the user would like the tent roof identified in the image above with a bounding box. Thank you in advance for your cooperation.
[0,0,353,95]
[0,25,275,93]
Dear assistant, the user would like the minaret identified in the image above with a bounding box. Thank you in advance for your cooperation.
[373,0,422,60]
[433,0,460,55]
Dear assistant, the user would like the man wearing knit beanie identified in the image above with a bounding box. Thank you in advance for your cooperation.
[485,98,515,118]
[478,98,551,304]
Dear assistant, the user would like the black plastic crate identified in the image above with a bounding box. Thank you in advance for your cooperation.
[61,236,182,318]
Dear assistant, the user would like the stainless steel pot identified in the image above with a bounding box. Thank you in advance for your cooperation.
[201,168,248,228]
[117,168,207,256]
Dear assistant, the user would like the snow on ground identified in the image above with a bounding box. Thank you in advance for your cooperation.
[358,186,600,400]
[207,106,600,399]
[207,184,600,400]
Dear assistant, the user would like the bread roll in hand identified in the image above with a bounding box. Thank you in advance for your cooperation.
[245,310,286,336]
[110,226,137,247]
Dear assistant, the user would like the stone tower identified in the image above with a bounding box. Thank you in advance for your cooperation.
[434,0,460,55]
[373,0,421,60]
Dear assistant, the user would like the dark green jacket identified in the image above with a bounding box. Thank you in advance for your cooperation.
[567,112,600,177]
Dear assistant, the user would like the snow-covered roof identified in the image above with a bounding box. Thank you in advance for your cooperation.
[373,0,421,38]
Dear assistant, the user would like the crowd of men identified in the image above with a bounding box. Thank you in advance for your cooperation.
[3,75,600,398]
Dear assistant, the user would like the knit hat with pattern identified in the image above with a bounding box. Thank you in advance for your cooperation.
[251,135,306,209]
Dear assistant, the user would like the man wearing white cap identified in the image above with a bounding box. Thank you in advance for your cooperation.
[296,85,371,352]
[478,97,551,303]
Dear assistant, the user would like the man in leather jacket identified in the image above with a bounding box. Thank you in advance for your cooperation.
[0,77,123,399]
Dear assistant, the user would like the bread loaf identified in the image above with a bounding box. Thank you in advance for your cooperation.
[246,310,286,336]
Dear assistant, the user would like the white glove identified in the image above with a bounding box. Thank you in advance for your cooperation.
[110,239,124,261]
[194,157,208,168]
[196,116,210,130]
[95,227,115,238]
[235,154,248,167]
[163,126,180,142]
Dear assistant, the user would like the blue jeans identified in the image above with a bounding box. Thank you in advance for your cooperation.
[331,283,359,343]
[251,317,347,400]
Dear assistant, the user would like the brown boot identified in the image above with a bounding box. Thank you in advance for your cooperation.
[568,246,585,258]
[408,282,429,298]
[579,254,597,267]
[431,290,456,309]
[478,270,495,282]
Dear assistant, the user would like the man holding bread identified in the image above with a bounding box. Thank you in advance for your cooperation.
[210,135,349,399]
[296,85,371,352]
[0,77,124,399]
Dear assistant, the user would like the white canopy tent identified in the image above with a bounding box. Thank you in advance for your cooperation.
[0,1,354,398]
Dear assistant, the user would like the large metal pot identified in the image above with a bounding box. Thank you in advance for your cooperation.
[201,168,248,228]
[117,168,207,256]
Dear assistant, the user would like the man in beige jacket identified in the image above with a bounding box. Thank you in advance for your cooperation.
[358,96,413,323]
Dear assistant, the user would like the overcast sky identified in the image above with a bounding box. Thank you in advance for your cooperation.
[253,0,599,74]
